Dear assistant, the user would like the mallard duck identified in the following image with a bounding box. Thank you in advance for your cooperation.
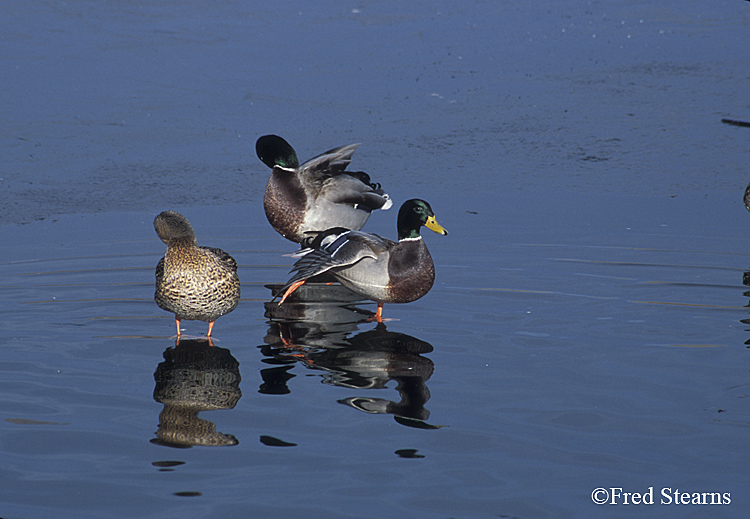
[256,134,392,244]
[276,199,447,321]
[154,211,240,337]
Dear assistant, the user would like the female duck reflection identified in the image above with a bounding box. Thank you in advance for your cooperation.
[261,297,438,428]
[152,339,242,447]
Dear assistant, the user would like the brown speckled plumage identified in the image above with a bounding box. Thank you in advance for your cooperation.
[154,211,240,337]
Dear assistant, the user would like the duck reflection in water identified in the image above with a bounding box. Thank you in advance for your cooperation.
[740,182,750,343]
[152,338,242,447]
[261,288,437,428]
[741,269,750,346]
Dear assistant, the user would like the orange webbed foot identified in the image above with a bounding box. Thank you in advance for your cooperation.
[278,279,307,305]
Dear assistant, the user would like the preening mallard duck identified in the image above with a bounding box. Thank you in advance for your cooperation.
[154,211,240,337]
[276,199,447,321]
[256,134,392,243]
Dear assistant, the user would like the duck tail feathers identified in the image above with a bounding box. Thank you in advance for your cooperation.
[273,250,336,302]
[363,192,392,211]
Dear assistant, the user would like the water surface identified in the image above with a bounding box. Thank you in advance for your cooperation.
[2,1,750,518]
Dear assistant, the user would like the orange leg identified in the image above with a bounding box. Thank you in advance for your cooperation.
[278,323,294,347]
[278,279,307,305]
[207,320,215,338]
[175,318,182,337]
[366,304,385,322]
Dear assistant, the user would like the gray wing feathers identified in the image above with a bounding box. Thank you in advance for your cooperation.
[297,143,392,212]
[299,143,361,180]
[279,231,390,293]
[320,176,391,209]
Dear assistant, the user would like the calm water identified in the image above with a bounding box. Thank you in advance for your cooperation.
[3,1,750,518]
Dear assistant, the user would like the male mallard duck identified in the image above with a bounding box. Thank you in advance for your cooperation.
[276,199,447,321]
[256,134,392,244]
[154,211,240,337]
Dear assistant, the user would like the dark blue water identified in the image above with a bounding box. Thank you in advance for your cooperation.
[3,1,750,518]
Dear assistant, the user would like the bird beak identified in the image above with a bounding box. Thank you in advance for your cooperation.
[425,216,448,235]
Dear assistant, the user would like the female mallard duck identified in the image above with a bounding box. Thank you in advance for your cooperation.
[256,134,392,244]
[154,211,240,337]
[276,199,447,321]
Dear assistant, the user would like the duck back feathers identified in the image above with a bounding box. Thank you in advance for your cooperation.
[154,211,240,326]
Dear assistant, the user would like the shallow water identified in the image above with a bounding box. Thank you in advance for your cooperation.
[3,1,750,518]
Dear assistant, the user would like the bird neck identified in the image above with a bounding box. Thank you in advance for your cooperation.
[398,226,423,241]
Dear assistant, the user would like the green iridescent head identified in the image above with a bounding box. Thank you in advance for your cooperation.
[397,199,448,240]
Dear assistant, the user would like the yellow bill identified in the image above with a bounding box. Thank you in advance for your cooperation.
[425,215,448,235]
